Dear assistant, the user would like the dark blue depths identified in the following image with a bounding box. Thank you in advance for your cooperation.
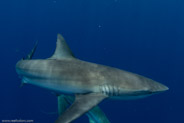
[0,0,184,123]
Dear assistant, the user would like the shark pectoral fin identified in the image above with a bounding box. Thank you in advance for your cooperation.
[87,106,111,123]
[55,93,108,123]
[58,94,110,123]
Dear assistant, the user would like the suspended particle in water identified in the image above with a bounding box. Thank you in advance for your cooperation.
[16,48,20,53]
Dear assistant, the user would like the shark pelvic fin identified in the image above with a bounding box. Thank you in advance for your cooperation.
[50,34,75,60]
[55,93,108,123]
[57,95,71,115]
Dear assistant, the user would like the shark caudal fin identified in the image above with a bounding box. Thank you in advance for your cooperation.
[19,41,38,87]
[50,34,75,59]
[24,41,38,60]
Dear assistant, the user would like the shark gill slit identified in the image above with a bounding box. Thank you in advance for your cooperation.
[100,85,120,96]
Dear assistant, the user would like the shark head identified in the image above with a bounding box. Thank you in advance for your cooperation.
[98,67,169,99]
[118,79,169,99]
[124,78,168,99]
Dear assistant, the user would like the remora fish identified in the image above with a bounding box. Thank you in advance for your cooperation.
[16,34,169,123]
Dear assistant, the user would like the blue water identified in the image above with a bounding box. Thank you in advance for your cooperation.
[0,0,184,123]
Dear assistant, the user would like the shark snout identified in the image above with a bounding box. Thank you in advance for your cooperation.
[150,81,169,93]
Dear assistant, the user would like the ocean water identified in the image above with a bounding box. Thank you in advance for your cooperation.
[0,0,184,123]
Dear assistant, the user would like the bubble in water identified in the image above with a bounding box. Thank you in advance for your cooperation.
[98,25,102,28]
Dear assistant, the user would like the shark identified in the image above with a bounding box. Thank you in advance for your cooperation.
[16,34,169,123]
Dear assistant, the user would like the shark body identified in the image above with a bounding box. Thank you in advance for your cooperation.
[16,34,168,123]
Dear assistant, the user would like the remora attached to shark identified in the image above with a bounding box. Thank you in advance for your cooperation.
[16,34,169,123]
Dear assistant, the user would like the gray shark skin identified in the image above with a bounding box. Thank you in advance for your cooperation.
[16,34,168,123]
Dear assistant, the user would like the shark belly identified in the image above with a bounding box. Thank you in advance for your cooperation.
[16,60,97,94]
[21,74,92,94]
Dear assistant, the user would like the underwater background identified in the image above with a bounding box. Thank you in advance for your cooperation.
[0,0,184,123]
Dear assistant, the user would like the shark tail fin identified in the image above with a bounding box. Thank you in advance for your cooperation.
[19,81,25,88]
[25,41,38,60]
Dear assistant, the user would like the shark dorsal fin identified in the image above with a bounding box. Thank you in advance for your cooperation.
[50,34,74,59]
